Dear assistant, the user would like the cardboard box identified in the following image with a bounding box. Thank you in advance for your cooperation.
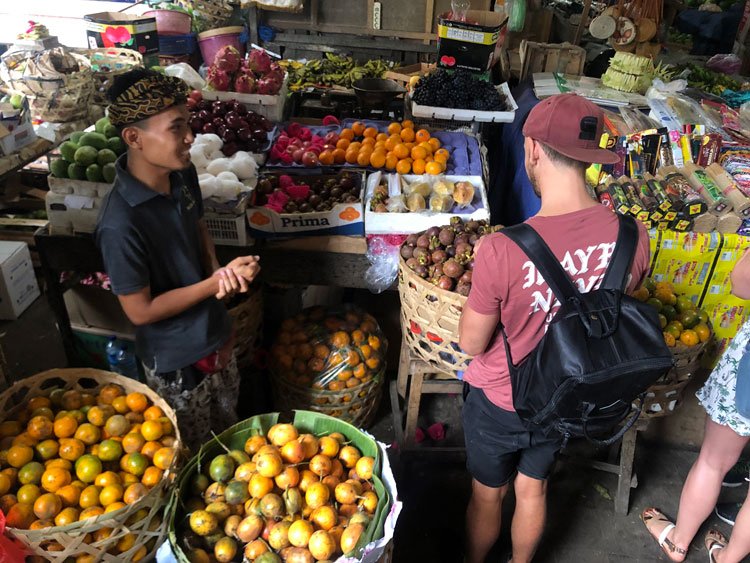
[247,172,365,238]
[364,173,490,235]
[0,122,36,157]
[437,11,508,72]
[84,12,158,55]
[411,82,518,123]
[64,285,135,336]
[0,242,39,320]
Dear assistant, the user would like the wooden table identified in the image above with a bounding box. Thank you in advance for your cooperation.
[34,228,375,365]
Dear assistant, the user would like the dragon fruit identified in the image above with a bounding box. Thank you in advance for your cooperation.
[213,45,241,73]
[234,73,257,94]
[256,77,281,96]
[206,65,231,92]
[246,49,272,74]
[267,62,284,83]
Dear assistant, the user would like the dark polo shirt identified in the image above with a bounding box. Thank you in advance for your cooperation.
[95,155,231,372]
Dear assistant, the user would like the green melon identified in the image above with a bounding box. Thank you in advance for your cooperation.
[95,117,110,134]
[50,159,69,178]
[68,164,87,181]
[102,163,116,184]
[70,131,85,144]
[97,149,117,167]
[107,137,125,155]
[85,164,103,183]
[79,132,107,150]
[74,146,98,167]
[59,141,79,163]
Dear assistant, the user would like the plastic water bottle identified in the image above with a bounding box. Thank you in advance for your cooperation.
[105,336,121,374]
[116,345,140,380]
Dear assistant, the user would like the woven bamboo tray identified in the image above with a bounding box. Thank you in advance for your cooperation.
[398,256,472,378]
[272,367,386,428]
[168,411,389,563]
[227,285,263,368]
[177,0,235,32]
[87,48,143,105]
[1,368,182,562]
[641,339,708,418]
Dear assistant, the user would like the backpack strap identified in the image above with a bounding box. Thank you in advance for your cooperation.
[501,224,582,304]
[600,214,639,292]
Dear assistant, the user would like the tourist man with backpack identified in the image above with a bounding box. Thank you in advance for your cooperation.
[459,93,653,563]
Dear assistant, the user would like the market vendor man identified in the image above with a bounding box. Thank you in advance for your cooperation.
[458,93,650,563]
[95,69,260,449]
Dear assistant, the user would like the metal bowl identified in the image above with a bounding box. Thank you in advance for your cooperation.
[352,78,406,108]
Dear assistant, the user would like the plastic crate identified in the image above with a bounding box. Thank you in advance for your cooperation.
[205,213,250,246]
[158,33,197,55]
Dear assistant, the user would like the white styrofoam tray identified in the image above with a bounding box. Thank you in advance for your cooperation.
[411,82,517,123]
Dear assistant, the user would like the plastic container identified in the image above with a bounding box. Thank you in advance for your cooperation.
[145,9,192,36]
[105,336,120,374]
[197,26,244,66]
[116,345,141,380]
[158,33,197,55]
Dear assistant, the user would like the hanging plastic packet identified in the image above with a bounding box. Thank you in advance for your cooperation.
[706,163,750,217]
[506,0,526,31]
[683,162,732,216]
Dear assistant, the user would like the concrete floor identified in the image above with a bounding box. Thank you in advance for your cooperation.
[2,297,747,563]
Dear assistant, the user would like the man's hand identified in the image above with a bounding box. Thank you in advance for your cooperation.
[213,268,245,299]
[226,256,261,284]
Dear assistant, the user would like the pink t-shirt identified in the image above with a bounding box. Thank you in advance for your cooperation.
[463,205,651,411]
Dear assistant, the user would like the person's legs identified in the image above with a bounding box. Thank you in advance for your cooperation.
[510,473,548,563]
[465,479,509,563]
[715,484,750,563]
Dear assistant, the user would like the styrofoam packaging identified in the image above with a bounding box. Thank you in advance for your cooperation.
[411,82,518,123]
[201,74,289,123]
[0,242,40,319]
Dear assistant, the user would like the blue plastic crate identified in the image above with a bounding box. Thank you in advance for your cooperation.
[158,33,196,55]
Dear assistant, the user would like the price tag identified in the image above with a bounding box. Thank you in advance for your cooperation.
[446,28,484,43]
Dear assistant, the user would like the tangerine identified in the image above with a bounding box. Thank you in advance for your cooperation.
[86,406,113,427]
[153,447,175,470]
[356,151,371,167]
[99,484,124,506]
[75,455,102,484]
[121,452,148,477]
[18,462,44,485]
[55,507,79,526]
[387,123,402,136]
[59,438,85,461]
[400,128,415,142]
[411,146,428,161]
[370,152,386,169]
[428,137,441,151]
[94,471,121,488]
[345,150,359,165]
[412,159,427,175]
[393,144,409,159]
[6,502,35,529]
[332,148,347,164]
[78,485,101,509]
[351,122,366,136]
[415,129,430,143]
[376,132,388,142]
[79,506,104,520]
[339,128,354,141]
[142,466,163,488]
[385,154,398,171]
[396,160,411,174]
[57,485,81,507]
[363,126,378,138]
[34,493,62,520]
[122,432,146,454]
[425,161,443,175]
[0,473,9,496]
[27,416,53,440]
[28,397,51,412]
[7,445,33,468]
[35,439,59,461]
[111,396,129,414]
[124,483,148,505]
[98,439,123,462]
[143,406,164,421]
[319,150,334,166]
[140,420,163,442]
[125,392,148,413]
[695,322,711,342]
[680,330,700,347]
[401,119,414,129]
[663,332,676,347]
[98,384,125,405]
[74,424,101,446]
[336,138,351,151]
[60,391,82,411]
[17,484,42,505]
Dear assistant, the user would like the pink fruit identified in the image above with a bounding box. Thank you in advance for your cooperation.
[246,49,272,74]
[206,65,231,91]
[234,73,257,94]
[256,77,281,96]
[213,45,241,73]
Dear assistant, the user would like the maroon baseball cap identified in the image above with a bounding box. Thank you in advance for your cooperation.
[522,93,619,165]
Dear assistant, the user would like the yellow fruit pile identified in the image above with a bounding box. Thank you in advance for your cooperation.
[632,280,712,348]
[270,307,386,418]
[182,423,379,563]
[326,120,449,174]
[0,383,176,557]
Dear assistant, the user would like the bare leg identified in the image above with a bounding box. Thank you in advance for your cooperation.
[509,473,547,563]
[715,484,750,563]
[465,478,509,563]
[670,418,749,550]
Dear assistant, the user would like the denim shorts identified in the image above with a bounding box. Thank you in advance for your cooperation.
[462,383,562,487]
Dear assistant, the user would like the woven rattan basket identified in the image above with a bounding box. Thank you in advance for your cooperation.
[398,256,472,378]
[227,285,263,368]
[177,0,235,32]
[272,368,386,427]
[87,48,143,105]
[641,339,708,418]
[1,368,181,562]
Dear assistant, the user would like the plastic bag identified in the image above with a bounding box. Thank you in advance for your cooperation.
[707,54,742,76]
[365,237,401,294]
[0,511,30,562]
[507,0,526,32]
[164,63,205,90]
[270,304,388,389]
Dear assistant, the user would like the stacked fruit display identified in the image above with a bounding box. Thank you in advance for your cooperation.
[0,382,177,552]
[178,422,380,563]
[412,69,506,111]
[254,172,361,214]
[205,47,284,96]
[400,217,500,295]
[632,280,713,348]
[50,117,125,183]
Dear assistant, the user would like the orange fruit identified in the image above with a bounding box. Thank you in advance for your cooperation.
[361,137,375,147]
[17,484,42,506]
[425,161,443,175]
[105,415,130,438]
[12,433,38,448]
[58,438,85,461]
[411,146,428,161]
[385,154,398,171]
[0,421,21,439]
[140,420,163,442]
[695,322,711,342]
[94,471,121,488]
[248,473,274,499]
[153,447,175,471]
[348,141,362,153]
[319,150,334,166]
[78,485,101,509]
[141,466,163,488]
[45,459,72,472]
[396,160,411,174]
[369,152,386,169]
[143,406,164,421]
[28,397,51,412]
[363,126,378,138]
[125,393,148,413]
[336,138,351,151]
[6,502,35,529]
[663,332,676,347]
[385,135,400,152]
[122,432,146,454]
[680,330,699,347]
[57,485,81,507]
[393,144,409,159]
[74,423,101,446]
[120,472,140,487]
[387,122,402,136]
[376,133,388,142]
[345,150,359,165]
[339,128,354,141]
[401,119,414,129]
[332,148,346,165]
[75,455,102,484]
[99,484,124,506]
[55,507,79,526]
[105,501,126,513]
[351,122,365,136]
[400,128,415,143]
[411,159,426,175]
[79,506,104,521]
[35,439,59,461]
[34,493,62,520]
[98,439,123,462]
[27,416,53,440]
[428,137,441,151]
[121,453,148,477]
[415,129,430,143]
[111,396,129,414]
[123,483,148,505]
[86,406,113,427]
[141,441,161,460]
[98,384,125,406]
[418,141,433,154]
[7,445,33,468]
[41,467,71,492]
[357,151,371,167]
[0,473,10,496]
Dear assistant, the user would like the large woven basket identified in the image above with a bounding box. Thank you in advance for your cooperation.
[1,368,182,562]
[641,339,708,419]
[1,48,93,122]
[177,0,235,32]
[87,48,143,105]
[227,284,263,368]
[272,367,386,428]
[398,256,472,378]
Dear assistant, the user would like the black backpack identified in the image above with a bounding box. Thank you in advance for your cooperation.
[500,214,674,446]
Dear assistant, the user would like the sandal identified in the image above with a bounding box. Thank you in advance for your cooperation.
[704,529,728,563]
[641,507,688,562]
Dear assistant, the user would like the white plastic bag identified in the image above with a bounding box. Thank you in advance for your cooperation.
[365,237,401,294]
[164,63,205,91]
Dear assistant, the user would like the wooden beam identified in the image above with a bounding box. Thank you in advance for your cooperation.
[574,0,592,45]
[424,0,435,45]
[310,0,319,27]
[270,32,438,53]
[271,21,436,41]
[367,0,375,30]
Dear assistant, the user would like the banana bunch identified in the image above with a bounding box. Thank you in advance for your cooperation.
[281,54,392,90]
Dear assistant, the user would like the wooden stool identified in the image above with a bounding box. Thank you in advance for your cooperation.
[390,343,464,453]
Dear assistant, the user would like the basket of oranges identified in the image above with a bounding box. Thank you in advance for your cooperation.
[168,411,395,563]
[0,368,181,562]
[269,306,387,428]
[632,280,713,418]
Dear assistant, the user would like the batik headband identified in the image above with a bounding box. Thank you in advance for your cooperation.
[108,75,190,127]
